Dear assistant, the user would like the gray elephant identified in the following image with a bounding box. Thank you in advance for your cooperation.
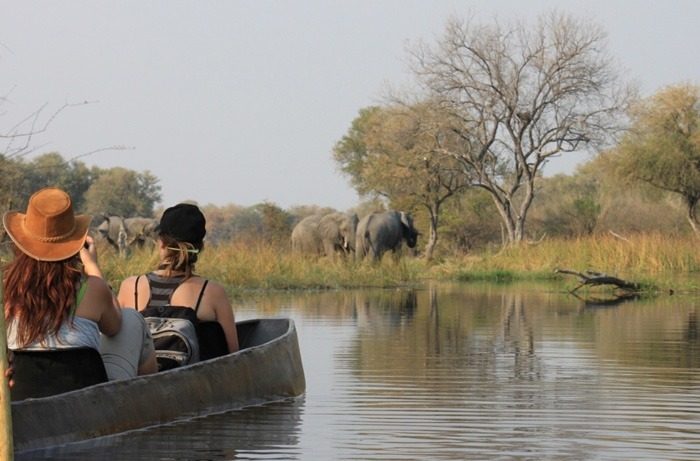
[291,215,323,255]
[291,212,359,258]
[123,217,159,248]
[94,215,126,253]
[318,212,359,257]
[355,211,419,261]
[95,215,159,255]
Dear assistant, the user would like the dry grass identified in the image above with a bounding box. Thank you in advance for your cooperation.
[78,233,700,294]
[98,241,427,294]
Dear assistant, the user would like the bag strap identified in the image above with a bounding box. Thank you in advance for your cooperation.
[134,275,141,310]
[194,280,209,313]
[76,278,88,305]
[70,278,88,317]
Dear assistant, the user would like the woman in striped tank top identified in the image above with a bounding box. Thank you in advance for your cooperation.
[117,203,239,356]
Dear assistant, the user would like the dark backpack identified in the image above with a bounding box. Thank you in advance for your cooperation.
[142,305,201,371]
[136,275,209,371]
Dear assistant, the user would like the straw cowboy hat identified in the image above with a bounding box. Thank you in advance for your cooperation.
[2,187,92,262]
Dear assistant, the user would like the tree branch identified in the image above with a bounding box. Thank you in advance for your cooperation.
[555,268,641,293]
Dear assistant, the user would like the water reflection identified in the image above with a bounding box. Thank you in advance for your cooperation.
[16,282,700,460]
[16,398,305,460]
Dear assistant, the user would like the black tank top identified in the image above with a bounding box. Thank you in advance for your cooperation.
[134,273,229,360]
[135,273,207,312]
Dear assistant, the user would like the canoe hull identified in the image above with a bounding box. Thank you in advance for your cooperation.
[12,318,305,452]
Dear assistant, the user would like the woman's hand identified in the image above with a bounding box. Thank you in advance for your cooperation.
[80,236,105,278]
[5,350,15,389]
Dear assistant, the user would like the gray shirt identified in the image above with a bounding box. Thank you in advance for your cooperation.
[7,316,100,350]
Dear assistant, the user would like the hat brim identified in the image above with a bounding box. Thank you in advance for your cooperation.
[3,211,92,262]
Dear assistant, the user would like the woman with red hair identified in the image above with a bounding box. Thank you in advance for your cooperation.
[3,187,156,380]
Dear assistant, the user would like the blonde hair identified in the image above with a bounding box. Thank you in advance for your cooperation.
[159,235,204,279]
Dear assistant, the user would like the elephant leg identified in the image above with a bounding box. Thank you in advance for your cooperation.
[118,223,130,258]
[322,241,336,258]
[369,244,380,262]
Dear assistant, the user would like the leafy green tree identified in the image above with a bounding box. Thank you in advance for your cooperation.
[613,83,700,237]
[401,11,636,245]
[438,188,503,253]
[333,106,381,196]
[531,172,601,238]
[256,202,293,246]
[84,167,161,217]
[23,153,95,211]
[334,103,470,259]
[201,203,246,245]
[0,152,95,222]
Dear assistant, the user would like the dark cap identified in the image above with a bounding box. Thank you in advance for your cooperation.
[156,203,206,244]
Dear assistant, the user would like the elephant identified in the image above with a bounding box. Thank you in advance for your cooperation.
[94,215,126,253]
[123,217,159,248]
[291,212,359,258]
[355,211,419,261]
[291,215,323,256]
[318,212,359,257]
[94,215,159,256]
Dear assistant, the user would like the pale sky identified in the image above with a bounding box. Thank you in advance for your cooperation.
[2,1,698,211]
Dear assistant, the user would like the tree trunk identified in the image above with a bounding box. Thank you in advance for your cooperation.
[0,282,14,459]
[685,196,700,239]
[423,203,440,261]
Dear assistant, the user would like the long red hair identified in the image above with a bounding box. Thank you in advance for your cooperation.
[3,245,83,347]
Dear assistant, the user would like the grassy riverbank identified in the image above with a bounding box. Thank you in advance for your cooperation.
[97,232,700,295]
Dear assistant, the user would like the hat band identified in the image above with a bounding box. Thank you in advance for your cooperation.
[21,218,77,243]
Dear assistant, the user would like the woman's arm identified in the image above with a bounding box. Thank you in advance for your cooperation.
[209,282,239,353]
[80,236,105,279]
[116,276,139,310]
[90,277,122,336]
[80,237,122,335]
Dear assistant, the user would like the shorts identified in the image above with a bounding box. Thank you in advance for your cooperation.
[99,308,155,381]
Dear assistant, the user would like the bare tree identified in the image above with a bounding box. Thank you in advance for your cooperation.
[0,88,88,161]
[404,11,636,245]
[370,102,471,259]
[0,88,92,217]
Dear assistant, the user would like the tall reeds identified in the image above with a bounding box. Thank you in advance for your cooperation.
[97,240,427,293]
[92,233,699,293]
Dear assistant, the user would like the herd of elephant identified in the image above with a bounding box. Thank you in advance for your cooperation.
[93,215,159,257]
[92,210,420,261]
[291,210,420,261]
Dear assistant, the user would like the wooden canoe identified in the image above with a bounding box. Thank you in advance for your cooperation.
[11,317,306,453]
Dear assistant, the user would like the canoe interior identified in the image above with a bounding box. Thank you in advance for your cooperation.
[12,317,306,453]
[11,318,286,402]
[11,348,109,401]
[237,318,290,349]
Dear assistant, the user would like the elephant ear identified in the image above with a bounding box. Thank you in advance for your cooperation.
[318,216,332,237]
[399,211,412,229]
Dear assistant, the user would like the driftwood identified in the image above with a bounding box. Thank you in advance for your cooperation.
[555,269,641,293]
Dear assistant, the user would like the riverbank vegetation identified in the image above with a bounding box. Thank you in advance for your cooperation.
[94,231,699,297]
[2,12,699,300]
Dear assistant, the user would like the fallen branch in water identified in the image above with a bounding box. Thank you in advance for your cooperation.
[555,269,641,293]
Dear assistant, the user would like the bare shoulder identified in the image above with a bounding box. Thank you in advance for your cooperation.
[203,279,228,297]
[119,275,140,288]
[77,275,115,320]
[117,275,142,305]
[86,275,111,293]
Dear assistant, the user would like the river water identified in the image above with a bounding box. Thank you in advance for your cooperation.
[16,281,700,460]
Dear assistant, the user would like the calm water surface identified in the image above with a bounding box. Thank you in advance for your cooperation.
[17,281,700,460]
